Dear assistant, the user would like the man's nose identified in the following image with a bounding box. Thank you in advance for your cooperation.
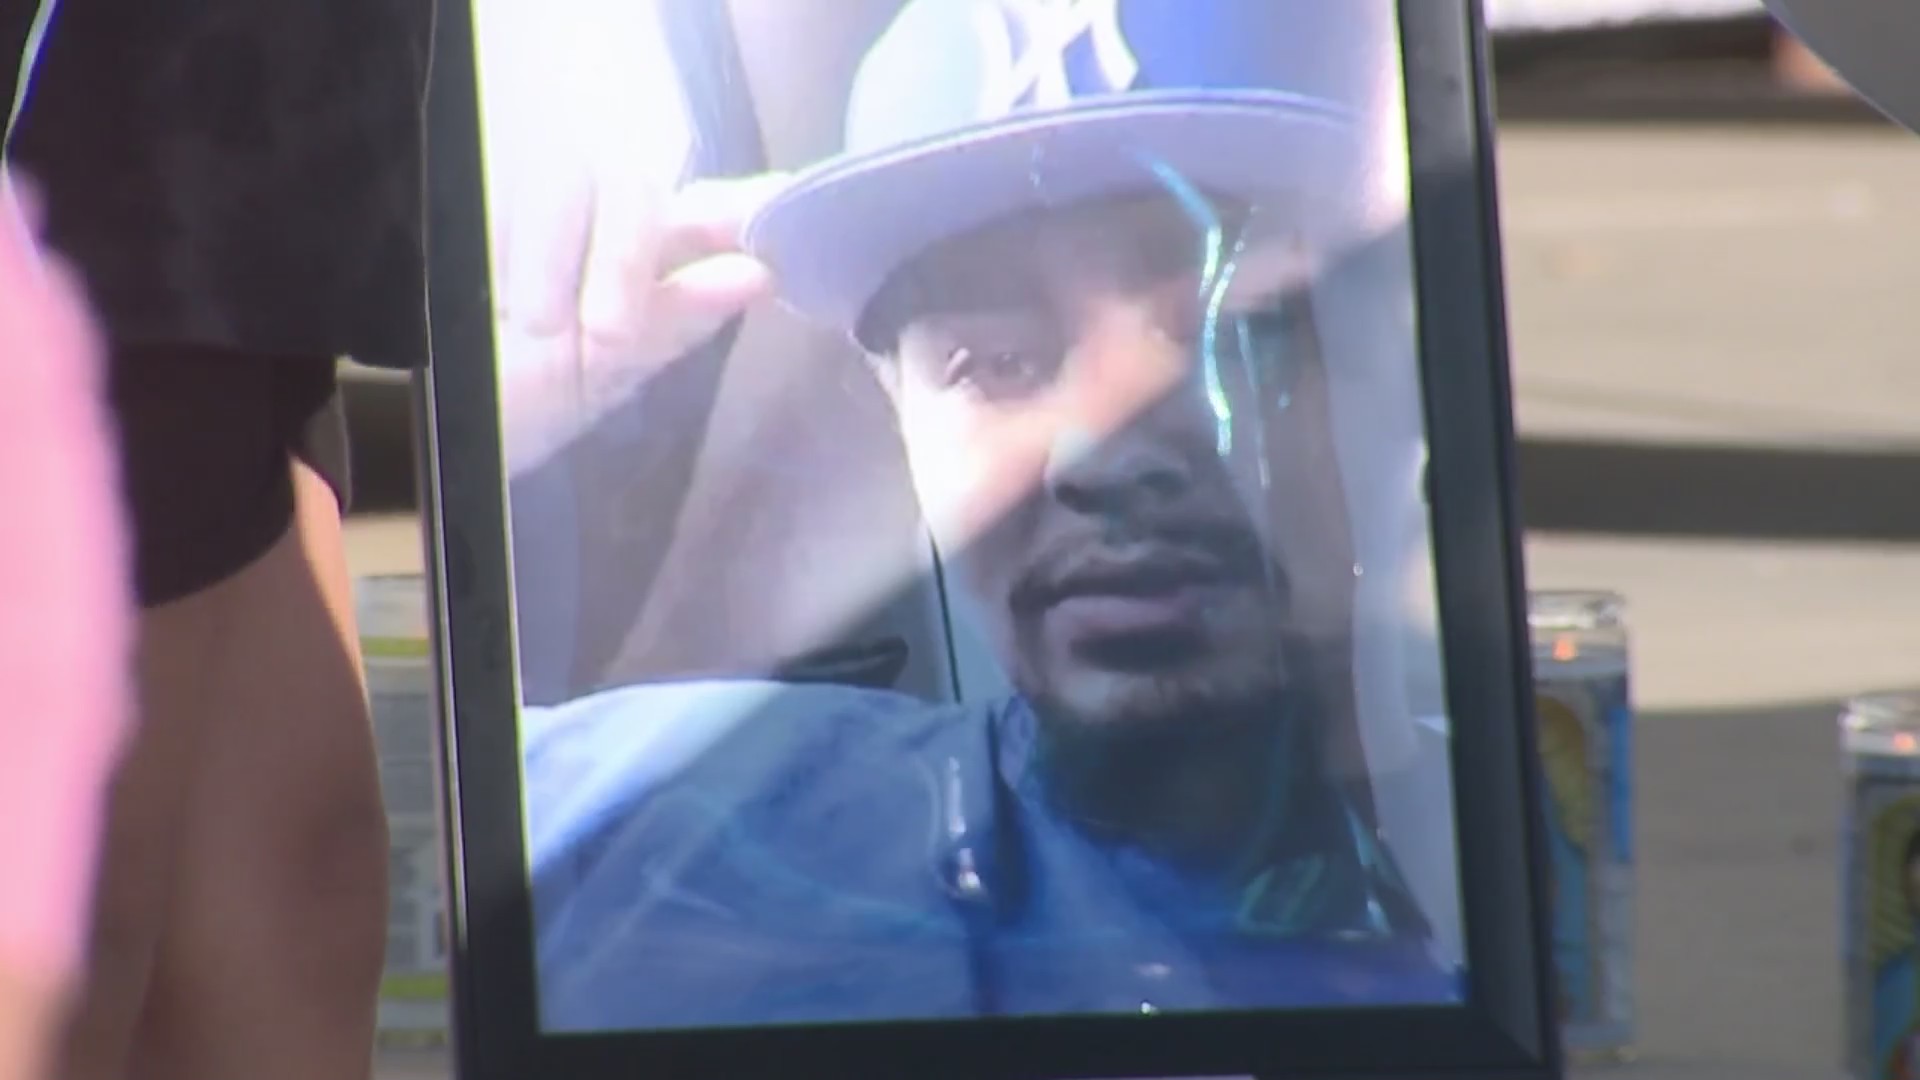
[1042,417,1195,516]
[1039,309,1221,516]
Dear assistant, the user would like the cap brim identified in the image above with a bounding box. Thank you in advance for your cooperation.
[743,90,1360,337]
[1764,0,1920,133]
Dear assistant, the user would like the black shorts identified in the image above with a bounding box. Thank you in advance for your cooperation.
[4,0,433,605]
[108,349,353,607]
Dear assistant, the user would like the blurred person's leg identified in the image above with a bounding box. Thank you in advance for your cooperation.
[134,456,385,1080]
[56,353,387,1080]
[4,0,433,1075]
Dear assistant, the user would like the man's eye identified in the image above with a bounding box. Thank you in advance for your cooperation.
[944,346,1055,401]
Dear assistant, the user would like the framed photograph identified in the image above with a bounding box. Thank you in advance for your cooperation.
[419,1,1558,1077]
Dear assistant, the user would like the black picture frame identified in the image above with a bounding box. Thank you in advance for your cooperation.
[418,1,1560,1077]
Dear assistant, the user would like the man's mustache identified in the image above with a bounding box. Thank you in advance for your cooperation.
[1010,516,1280,613]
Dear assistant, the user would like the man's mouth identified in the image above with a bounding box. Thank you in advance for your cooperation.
[1047,550,1238,602]
[1018,528,1272,652]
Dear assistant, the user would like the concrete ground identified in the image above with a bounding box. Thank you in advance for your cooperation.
[347,118,1920,1078]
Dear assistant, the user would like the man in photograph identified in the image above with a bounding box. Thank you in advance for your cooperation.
[516,0,1459,1031]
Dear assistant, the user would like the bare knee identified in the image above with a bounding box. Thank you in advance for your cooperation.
[209,691,390,967]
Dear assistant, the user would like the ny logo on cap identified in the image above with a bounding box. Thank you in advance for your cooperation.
[982,0,1141,114]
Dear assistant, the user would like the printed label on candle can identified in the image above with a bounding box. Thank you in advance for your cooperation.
[1534,652,1633,1061]
[1843,754,1920,1080]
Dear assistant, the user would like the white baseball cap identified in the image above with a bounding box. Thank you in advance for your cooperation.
[743,0,1373,336]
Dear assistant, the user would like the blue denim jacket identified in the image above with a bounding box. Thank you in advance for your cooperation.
[524,680,1461,1032]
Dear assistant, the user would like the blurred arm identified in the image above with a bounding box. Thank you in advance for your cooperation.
[0,172,133,1080]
